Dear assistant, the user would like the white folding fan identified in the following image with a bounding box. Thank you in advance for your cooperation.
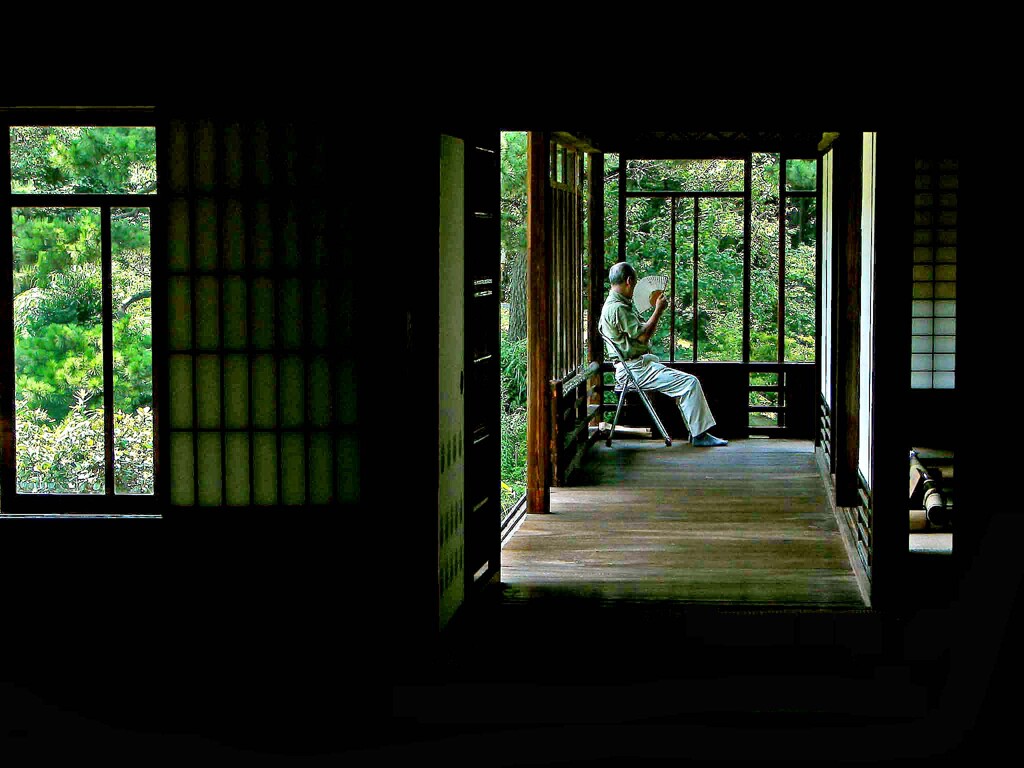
[633,274,668,313]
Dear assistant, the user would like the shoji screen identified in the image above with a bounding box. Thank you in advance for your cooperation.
[858,133,877,487]
[165,119,339,507]
[911,158,957,390]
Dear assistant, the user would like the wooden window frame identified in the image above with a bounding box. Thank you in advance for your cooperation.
[0,108,165,516]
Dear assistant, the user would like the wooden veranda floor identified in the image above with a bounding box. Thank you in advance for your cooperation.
[501,437,866,608]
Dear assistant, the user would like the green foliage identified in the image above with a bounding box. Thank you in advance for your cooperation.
[26,263,103,328]
[500,334,529,413]
[499,331,529,515]
[16,391,154,494]
[10,126,157,195]
[499,404,528,515]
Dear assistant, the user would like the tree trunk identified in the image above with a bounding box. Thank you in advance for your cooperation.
[507,248,527,343]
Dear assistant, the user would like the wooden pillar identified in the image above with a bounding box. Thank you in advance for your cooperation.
[588,152,605,420]
[527,132,551,514]
[834,135,862,509]
[870,131,912,610]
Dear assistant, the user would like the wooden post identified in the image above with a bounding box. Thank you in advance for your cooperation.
[588,152,604,423]
[835,135,862,510]
[869,131,912,611]
[527,132,552,514]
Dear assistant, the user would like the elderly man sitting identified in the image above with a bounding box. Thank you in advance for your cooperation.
[599,261,728,447]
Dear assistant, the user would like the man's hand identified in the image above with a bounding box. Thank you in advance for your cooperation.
[638,293,669,344]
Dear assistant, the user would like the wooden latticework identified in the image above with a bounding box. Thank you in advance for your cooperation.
[549,140,585,382]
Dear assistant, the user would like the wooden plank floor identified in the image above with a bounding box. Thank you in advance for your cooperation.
[501,438,866,608]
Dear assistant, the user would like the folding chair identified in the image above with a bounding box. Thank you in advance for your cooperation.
[601,332,672,447]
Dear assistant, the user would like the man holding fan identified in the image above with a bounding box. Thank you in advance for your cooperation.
[599,261,728,447]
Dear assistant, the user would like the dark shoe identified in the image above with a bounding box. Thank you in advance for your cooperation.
[691,433,728,447]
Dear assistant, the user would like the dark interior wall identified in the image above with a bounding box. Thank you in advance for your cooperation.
[0,109,411,756]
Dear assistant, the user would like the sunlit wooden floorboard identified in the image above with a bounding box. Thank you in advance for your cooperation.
[500,438,865,608]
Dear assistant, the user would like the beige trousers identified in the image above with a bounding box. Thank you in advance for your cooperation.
[615,354,717,438]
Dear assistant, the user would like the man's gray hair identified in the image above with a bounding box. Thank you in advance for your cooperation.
[608,262,636,286]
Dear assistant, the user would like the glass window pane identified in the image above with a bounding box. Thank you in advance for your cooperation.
[625,158,744,193]
[222,277,247,349]
[195,198,218,271]
[225,433,250,506]
[170,431,194,505]
[168,276,192,350]
[280,356,305,428]
[223,199,245,270]
[281,432,305,505]
[934,336,956,353]
[112,207,153,494]
[911,336,932,353]
[624,197,673,358]
[934,354,956,371]
[310,356,331,428]
[337,434,359,503]
[673,200,694,360]
[604,152,619,264]
[252,355,277,428]
[13,207,105,493]
[252,201,274,270]
[935,300,956,317]
[280,279,303,349]
[912,318,933,335]
[911,371,932,389]
[785,159,816,191]
[169,355,193,429]
[195,276,220,349]
[697,198,744,361]
[223,355,249,429]
[168,199,190,271]
[196,355,221,429]
[751,153,779,362]
[197,432,222,506]
[785,196,816,362]
[933,372,955,389]
[911,353,932,371]
[250,278,275,349]
[10,126,157,195]
[254,432,278,505]
[310,433,332,505]
[934,317,956,335]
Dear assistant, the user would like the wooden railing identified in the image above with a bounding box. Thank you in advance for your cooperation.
[838,472,872,580]
[550,361,603,486]
[819,393,832,473]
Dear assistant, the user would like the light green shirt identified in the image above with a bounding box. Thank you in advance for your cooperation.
[599,290,648,361]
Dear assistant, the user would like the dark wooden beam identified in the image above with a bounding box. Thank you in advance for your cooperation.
[870,131,912,611]
[527,132,552,514]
